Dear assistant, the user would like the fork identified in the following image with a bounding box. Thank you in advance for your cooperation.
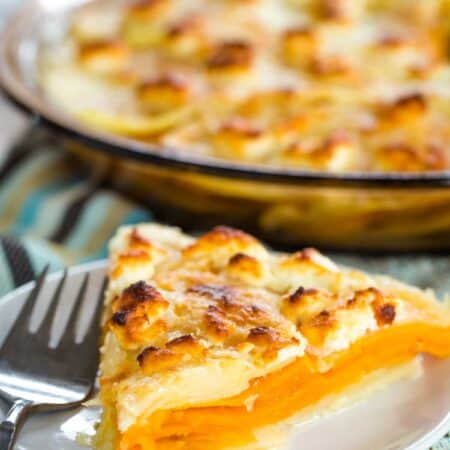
[0,266,106,450]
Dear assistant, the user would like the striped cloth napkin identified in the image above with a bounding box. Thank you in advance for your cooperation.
[0,126,151,293]
[0,124,448,449]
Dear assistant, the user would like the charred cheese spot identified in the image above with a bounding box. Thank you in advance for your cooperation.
[127,0,171,21]
[317,0,364,21]
[191,285,270,328]
[247,326,279,345]
[123,0,171,47]
[137,74,190,113]
[373,302,396,326]
[182,226,268,270]
[281,27,317,68]
[110,282,169,348]
[288,286,316,304]
[226,252,268,285]
[320,0,346,21]
[165,15,207,59]
[298,309,335,346]
[280,131,356,171]
[296,248,338,270]
[281,287,337,326]
[377,34,408,49]
[273,248,339,293]
[188,284,235,303]
[248,326,299,361]
[129,228,152,249]
[311,54,352,77]
[219,299,270,328]
[392,93,427,111]
[349,287,383,305]
[212,118,273,160]
[137,335,206,375]
[167,16,202,39]
[203,305,232,342]
[382,93,428,124]
[299,288,385,353]
[207,40,254,70]
[165,334,205,358]
[137,346,182,375]
[294,288,386,352]
[228,252,259,269]
[77,41,130,76]
[310,309,334,327]
[206,40,254,83]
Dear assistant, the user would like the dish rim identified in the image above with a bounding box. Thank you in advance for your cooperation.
[2,0,450,189]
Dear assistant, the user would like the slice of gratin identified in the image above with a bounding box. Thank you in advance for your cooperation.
[96,224,450,450]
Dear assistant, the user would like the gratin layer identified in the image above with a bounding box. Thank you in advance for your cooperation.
[96,224,450,450]
[41,0,450,172]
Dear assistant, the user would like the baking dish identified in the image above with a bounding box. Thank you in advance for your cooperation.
[1,0,450,251]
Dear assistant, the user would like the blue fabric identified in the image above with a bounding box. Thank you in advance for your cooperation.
[0,135,152,293]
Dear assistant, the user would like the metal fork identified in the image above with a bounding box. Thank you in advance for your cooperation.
[0,266,106,450]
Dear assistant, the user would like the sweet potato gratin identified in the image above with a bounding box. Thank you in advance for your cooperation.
[41,0,450,172]
[96,224,450,450]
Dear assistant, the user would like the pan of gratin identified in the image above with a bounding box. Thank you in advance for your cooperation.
[1,0,450,251]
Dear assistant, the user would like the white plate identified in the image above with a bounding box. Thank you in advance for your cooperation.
[0,261,449,450]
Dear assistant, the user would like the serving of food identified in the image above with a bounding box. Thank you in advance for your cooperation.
[41,0,450,172]
[95,223,450,449]
[0,1,450,449]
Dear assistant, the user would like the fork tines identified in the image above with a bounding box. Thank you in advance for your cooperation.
[0,266,105,357]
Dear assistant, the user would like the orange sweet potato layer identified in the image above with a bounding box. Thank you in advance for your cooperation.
[119,323,450,450]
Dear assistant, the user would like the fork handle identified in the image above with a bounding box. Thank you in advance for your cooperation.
[0,399,31,450]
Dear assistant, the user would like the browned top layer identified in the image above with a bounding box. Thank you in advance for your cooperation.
[101,224,448,382]
[43,0,450,173]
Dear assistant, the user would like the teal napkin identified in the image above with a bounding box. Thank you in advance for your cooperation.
[0,128,151,294]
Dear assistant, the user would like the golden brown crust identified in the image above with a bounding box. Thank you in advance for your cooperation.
[137,74,190,113]
[206,41,254,71]
[110,281,170,348]
[102,224,449,373]
[77,40,130,77]
[137,346,183,375]
[127,0,170,19]
[282,27,317,68]
[44,0,450,173]
[137,334,207,375]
